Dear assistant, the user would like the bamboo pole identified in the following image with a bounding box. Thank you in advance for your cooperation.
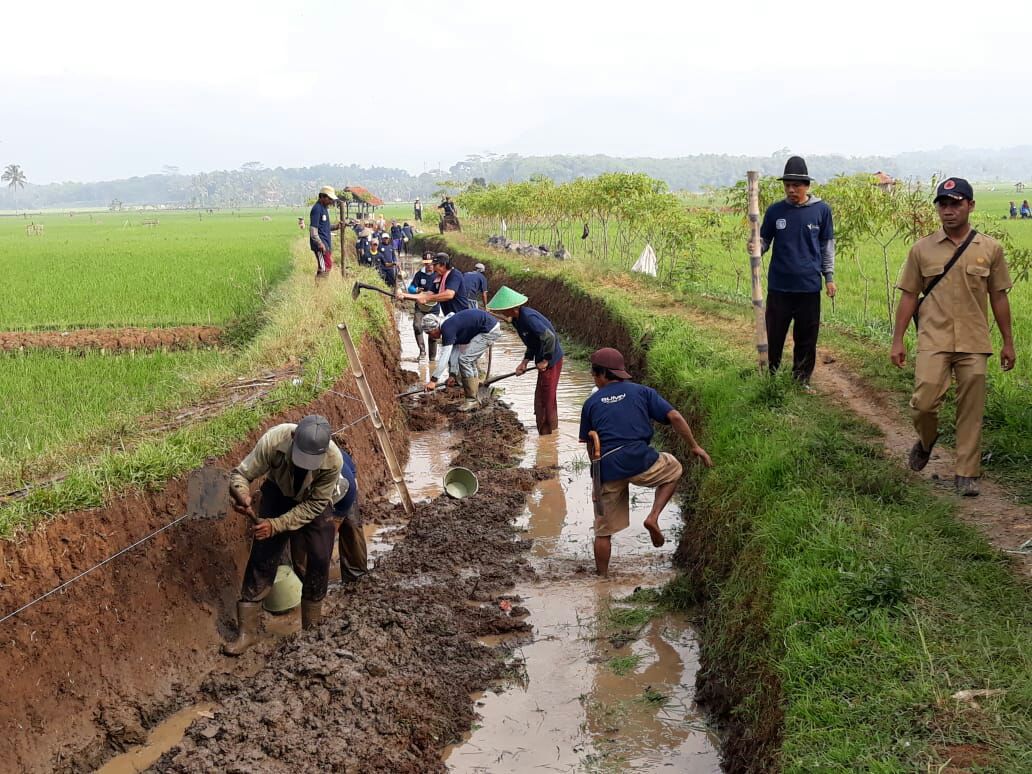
[336,322,414,514]
[746,171,769,373]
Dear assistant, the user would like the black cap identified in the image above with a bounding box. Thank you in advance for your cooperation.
[778,156,812,183]
[431,252,451,266]
[934,177,974,202]
[292,415,331,470]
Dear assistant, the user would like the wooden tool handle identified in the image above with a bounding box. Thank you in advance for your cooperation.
[588,431,601,461]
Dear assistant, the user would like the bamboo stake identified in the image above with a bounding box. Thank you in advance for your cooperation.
[336,322,414,514]
[746,171,769,373]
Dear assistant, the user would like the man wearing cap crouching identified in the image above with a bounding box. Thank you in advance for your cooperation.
[757,156,836,389]
[224,415,344,655]
[891,177,1016,497]
[421,308,503,411]
[486,285,564,435]
[579,349,712,577]
[310,186,339,278]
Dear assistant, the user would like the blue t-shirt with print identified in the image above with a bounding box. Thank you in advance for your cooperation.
[310,202,332,250]
[579,381,674,482]
[440,309,497,346]
[408,269,441,313]
[440,269,471,315]
[760,198,833,293]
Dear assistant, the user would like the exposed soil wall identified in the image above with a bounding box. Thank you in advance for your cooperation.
[0,320,409,773]
[424,237,779,772]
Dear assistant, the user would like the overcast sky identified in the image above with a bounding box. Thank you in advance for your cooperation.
[3,0,1027,184]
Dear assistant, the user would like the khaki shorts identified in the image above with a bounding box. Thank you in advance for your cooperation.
[595,452,683,537]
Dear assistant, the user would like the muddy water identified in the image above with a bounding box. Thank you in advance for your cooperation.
[393,307,720,772]
[95,704,215,774]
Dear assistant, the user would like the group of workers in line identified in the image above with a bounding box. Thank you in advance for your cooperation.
[222,166,1016,653]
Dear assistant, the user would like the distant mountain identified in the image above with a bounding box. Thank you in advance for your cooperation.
[4,147,1032,210]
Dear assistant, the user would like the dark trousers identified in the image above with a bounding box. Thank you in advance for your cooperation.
[333,503,368,583]
[765,290,820,382]
[240,482,336,603]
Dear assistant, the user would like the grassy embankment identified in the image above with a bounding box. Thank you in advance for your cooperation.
[432,233,1031,772]
[0,211,389,536]
[460,189,1032,500]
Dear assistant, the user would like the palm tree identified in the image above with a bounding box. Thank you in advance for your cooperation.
[2,164,27,210]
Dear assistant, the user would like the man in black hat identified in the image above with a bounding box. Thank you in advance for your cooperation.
[224,415,344,654]
[756,156,836,389]
[891,177,1016,497]
[579,348,712,576]
[396,252,471,317]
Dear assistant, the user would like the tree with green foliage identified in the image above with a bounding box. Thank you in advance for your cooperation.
[2,164,27,209]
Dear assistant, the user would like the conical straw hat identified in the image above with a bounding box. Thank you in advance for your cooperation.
[486,285,528,311]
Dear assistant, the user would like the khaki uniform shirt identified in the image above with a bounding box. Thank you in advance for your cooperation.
[229,423,343,535]
[896,229,1011,354]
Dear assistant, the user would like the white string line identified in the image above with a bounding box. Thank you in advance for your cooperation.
[0,512,191,627]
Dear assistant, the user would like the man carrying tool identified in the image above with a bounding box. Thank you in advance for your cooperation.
[396,252,470,316]
[464,262,489,309]
[891,177,1016,497]
[757,156,836,389]
[309,186,339,279]
[579,348,712,577]
[487,285,564,435]
[421,308,503,410]
[225,415,343,655]
[408,252,441,359]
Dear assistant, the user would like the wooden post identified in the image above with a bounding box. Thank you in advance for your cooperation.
[747,171,769,373]
[336,322,414,515]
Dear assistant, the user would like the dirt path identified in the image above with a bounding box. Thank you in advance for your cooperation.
[0,325,222,352]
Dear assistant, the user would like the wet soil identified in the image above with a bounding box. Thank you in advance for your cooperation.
[0,325,409,773]
[155,393,541,773]
[0,326,223,352]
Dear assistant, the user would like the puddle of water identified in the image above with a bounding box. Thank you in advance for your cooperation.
[95,703,215,774]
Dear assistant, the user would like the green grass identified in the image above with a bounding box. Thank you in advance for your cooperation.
[0,349,220,484]
[607,654,644,676]
[0,209,297,329]
[433,233,1032,772]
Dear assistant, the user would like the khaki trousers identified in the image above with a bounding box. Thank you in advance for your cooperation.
[910,351,988,477]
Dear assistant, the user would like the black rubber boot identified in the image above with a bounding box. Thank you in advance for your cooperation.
[301,600,322,630]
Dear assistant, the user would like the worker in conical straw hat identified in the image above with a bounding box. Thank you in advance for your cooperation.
[309,186,338,279]
[486,285,564,435]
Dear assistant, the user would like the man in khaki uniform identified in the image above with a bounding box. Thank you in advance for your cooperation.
[224,415,344,654]
[891,177,1016,496]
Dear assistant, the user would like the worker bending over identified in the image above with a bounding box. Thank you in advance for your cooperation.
[421,308,502,411]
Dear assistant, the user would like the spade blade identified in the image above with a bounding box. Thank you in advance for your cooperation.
[186,465,230,520]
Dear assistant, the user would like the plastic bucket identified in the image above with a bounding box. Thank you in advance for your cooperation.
[263,564,303,613]
[444,467,479,499]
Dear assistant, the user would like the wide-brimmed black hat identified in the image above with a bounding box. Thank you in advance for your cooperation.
[778,156,812,184]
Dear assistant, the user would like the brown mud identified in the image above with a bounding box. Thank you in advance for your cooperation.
[155,395,540,772]
[0,326,223,352]
[0,324,409,773]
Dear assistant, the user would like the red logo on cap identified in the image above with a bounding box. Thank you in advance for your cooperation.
[944,180,956,190]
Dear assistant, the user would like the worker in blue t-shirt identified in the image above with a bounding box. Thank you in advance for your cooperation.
[309,186,339,279]
[330,450,366,583]
[756,156,836,389]
[464,262,489,308]
[377,234,398,288]
[396,252,470,316]
[420,309,502,411]
[579,348,712,577]
[408,253,442,359]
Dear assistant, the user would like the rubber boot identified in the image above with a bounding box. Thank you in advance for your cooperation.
[460,376,481,412]
[415,331,426,358]
[223,601,261,656]
[301,600,322,630]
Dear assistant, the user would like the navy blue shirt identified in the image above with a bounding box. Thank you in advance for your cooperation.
[513,306,563,369]
[440,269,471,315]
[332,451,358,516]
[390,224,403,239]
[760,198,833,293]
[408,270,441,313]
[379,244,397,266]
[579,381,674,482]
[310,202,332,250]
[464,271,488,302]
[402,224,414,239]
[440,308,498,346]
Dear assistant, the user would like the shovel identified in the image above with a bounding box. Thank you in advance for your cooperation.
[351,281,396,301]
[185,464,232,521]
[476,369,526,401]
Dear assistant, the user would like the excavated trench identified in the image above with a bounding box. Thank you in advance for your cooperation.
[0,259,726,772]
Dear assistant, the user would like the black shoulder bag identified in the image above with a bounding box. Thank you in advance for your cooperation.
[913,229,976,331]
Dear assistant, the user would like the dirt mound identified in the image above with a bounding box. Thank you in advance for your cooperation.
[155,398,541,772]
[0,326,223,352]
[0,329,408,773]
